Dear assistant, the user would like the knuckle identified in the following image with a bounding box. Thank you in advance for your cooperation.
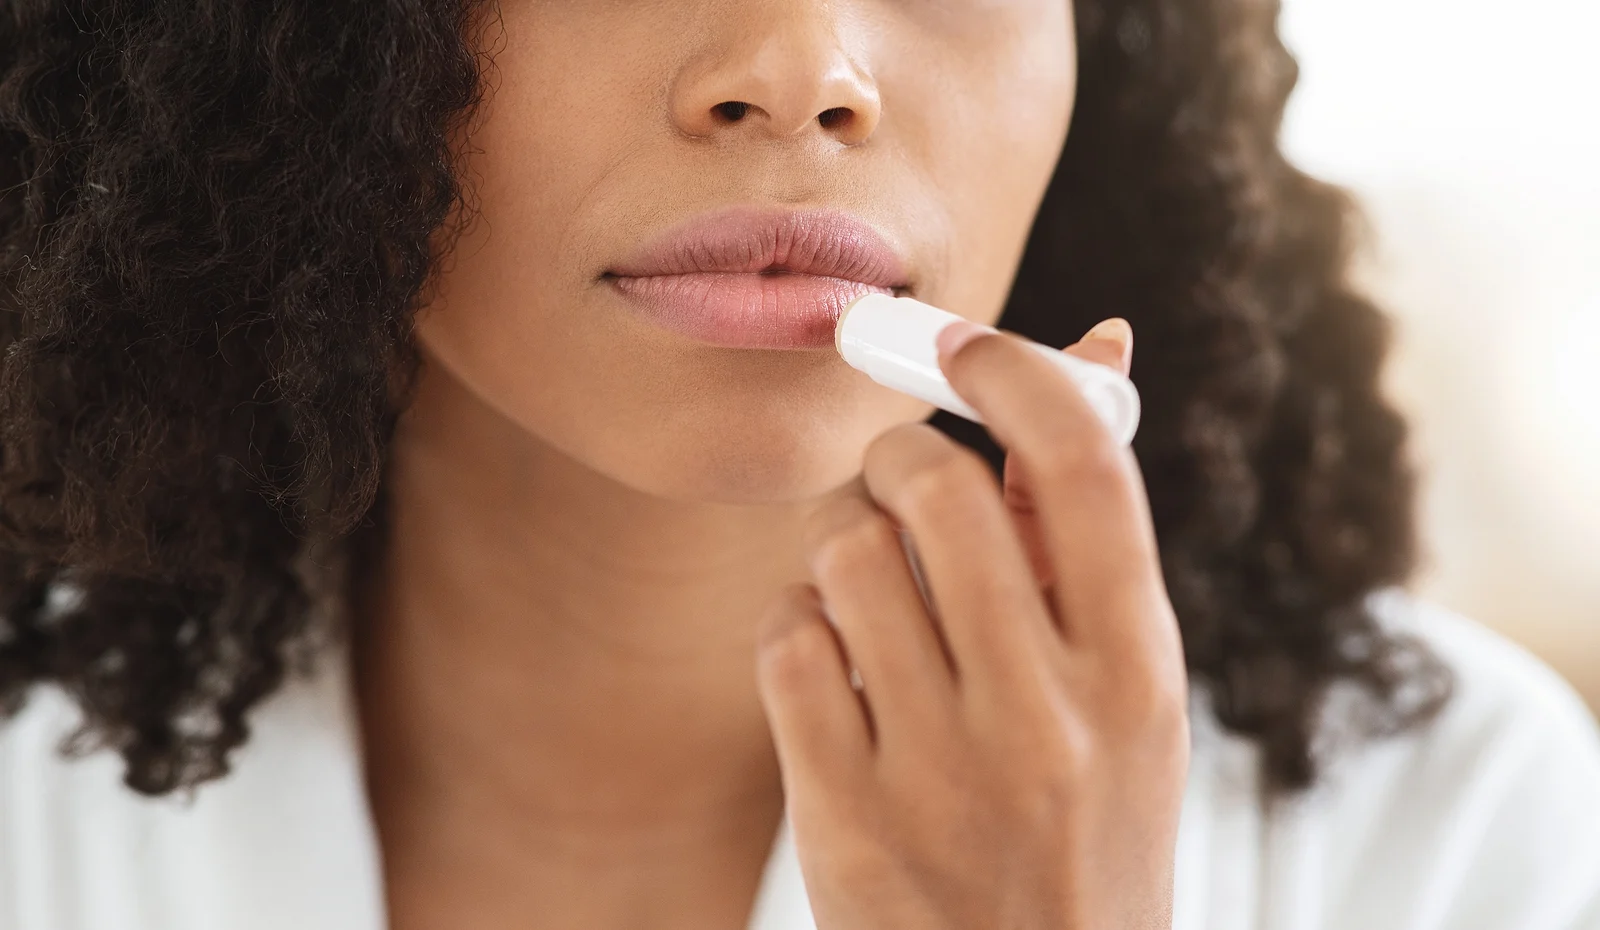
[894,444,997,522]
[757,614,837,687]
[1039,708,1098,777]
[861,421,937,476]
[1103,667,1192,774]
[987,689,1088,771]
[1139,674,1193,743]
[1030,428,1125,489]
[805,500,901,583]
[1096,652,1190,736]
[997,721,1090,831]
[757,585,824,650]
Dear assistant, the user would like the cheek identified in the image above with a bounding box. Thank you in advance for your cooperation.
[410,8,674,433]
[886,0,1077,324]
[430,6,655,302]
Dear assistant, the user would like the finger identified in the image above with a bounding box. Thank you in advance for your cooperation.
[1071,317,1133,376]
[1000,321,1135,592]
[937,322,1169,660]
[755,583,874,787]
[1001,454,1055,592]
[803,490,958,744]
[860,421,1058,700]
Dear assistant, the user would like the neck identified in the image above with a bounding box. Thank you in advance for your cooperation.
[351,353,855,860]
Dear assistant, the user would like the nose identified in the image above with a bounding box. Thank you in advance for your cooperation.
[669,5,882,146]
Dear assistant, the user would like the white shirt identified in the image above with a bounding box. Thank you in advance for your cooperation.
[3,589,1599,930]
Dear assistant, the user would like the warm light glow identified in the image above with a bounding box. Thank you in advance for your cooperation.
[1279,0,1600,706]
[1516,293,1600,540]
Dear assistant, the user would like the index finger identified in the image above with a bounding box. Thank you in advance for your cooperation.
[1000,330,1133,590]
[935,322,1167,652]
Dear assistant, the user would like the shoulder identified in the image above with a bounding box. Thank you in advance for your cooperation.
[1369,587,1600,741]
[1360,588,1600,814]
[1284,589,1600,928]
[0,654,385,930]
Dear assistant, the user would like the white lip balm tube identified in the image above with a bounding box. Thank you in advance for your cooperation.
[835,293,1141,446]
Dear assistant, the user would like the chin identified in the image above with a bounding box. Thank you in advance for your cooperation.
[579,386,932,506]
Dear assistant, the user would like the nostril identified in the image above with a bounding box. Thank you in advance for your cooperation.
[707,102,855,131]
[817,107,850,129]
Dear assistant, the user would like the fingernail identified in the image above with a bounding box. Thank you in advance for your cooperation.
[1083,318,1132,362]
[936,320,990,360]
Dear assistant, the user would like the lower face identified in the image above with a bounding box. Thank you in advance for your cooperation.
[413,0,1078,504]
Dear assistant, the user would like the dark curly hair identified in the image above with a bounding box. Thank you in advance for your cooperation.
[0,0,1451,797]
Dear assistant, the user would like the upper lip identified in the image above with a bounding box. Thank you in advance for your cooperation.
[605,205,912,289]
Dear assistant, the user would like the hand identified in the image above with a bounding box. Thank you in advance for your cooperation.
[755,318,1189,929]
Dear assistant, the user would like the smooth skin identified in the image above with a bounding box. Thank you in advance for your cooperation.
[354,0,1187,927]
[760,321,1188,929]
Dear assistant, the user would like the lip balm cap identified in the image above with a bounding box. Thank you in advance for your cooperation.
[835,293,1141,446]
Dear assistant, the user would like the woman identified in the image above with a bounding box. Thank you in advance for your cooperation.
[2,0,1597,927]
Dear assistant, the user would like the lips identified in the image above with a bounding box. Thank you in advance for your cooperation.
[603,206,912,349]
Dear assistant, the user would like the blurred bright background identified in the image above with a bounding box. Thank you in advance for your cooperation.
[1279,0,1600,710]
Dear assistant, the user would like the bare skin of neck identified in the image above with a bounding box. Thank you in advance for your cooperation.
[352,355,857,930]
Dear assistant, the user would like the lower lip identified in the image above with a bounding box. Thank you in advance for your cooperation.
[606,272,897,349]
